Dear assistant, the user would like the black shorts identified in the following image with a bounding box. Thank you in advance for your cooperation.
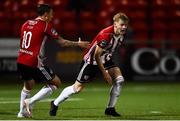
[17,63,55,83]
[77,60,116,83]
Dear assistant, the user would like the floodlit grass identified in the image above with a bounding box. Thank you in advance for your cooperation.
[0,81,180,120]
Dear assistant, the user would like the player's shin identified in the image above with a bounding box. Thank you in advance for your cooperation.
[28,84,57,105]
[54,85,77,106]
[107,75,124,108]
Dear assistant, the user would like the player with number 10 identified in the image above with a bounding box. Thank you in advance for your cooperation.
[17,4,89,118]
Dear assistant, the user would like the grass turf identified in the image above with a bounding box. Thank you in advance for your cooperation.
[0,81,180,120]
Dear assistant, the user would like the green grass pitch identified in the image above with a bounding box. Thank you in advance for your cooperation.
[0,81,180,120]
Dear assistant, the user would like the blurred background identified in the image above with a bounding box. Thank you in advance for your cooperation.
[0,0,180,82]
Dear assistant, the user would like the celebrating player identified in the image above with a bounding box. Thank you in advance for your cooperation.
[49,12,129,117]
[17,4,89,118]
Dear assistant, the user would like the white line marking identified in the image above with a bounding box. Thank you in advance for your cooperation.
[0,98,83,104]
[150,111,162,114]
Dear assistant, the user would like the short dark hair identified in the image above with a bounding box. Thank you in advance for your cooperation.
[37,4,52,16]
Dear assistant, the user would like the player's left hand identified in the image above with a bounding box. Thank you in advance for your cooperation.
[78,37,90,48]
[103,71,113,85]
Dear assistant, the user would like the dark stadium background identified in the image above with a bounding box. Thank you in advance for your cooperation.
[0,0,180,120]
[0,0,180,82]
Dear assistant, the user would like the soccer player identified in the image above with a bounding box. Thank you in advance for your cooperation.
[17,4,89,118]
[49,12,129,117]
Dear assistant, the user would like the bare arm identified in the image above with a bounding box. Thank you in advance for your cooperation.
[56,36,89,48]
[94,45,112,85]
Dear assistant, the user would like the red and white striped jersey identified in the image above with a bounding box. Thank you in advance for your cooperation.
[83,25,124,65]
[17,17,59,67]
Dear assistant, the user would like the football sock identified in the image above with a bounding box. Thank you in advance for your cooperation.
[107,76,124,108]
[54,85,76,106]
[19,87,30,113]
[29,84,57,105]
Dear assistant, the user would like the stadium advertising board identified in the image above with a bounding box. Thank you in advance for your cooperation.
[0,39,18,73]
[130,48,180,81]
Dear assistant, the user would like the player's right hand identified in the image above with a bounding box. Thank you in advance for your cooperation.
[78,37,90,48]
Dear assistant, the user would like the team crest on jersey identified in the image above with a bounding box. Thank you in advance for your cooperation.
[51,28,58,35]
[99,40,108,47]
[84,75,89,80]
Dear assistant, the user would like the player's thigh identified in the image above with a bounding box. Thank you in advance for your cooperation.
[17,63,33,81]
[108,67,122,80]
[77,61,97,83]
[17,63,36,90]
[34,66,57,84]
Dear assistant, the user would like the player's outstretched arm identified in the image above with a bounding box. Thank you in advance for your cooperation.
[57,36,89,48]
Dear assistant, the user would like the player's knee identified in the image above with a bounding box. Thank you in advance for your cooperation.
[77,86,83,93]
[54,81,61,88]
[50,82,60,89]
[23,86,31,93]
[74,84,83,93]
[48,84,57,92]
[24,81,34,90]
[111,75,124,96]
[50,77,61,88]
[115,75,124,85]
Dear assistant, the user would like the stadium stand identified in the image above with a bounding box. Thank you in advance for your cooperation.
[0,0,179,50]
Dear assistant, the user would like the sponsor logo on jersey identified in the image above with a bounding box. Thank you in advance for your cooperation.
[84,75,89,80]
[19,49,33,55]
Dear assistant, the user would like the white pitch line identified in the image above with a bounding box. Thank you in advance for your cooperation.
[150,110,162,114]
[0,98,83,104]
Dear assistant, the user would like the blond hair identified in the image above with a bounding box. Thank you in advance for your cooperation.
[113,12,129,22]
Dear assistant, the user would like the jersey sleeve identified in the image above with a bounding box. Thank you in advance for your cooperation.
[45,23,59,40]
[96,34,110,49]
